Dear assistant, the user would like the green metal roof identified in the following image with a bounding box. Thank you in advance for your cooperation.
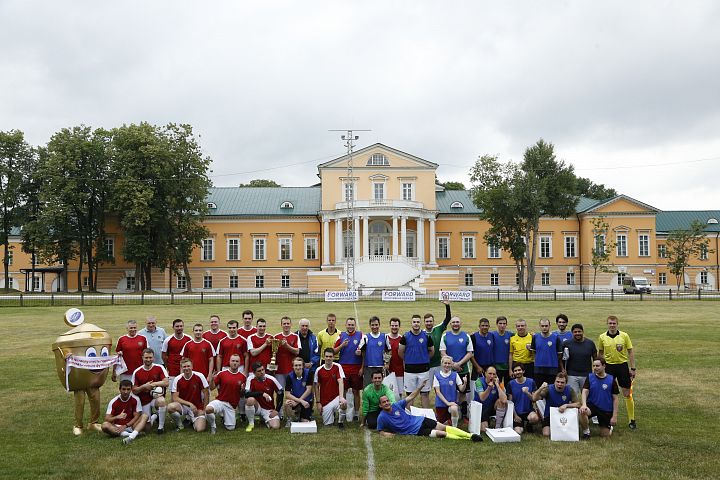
[206,187,321,217]
[576,197,604,212]
[656,211,720,234]
[435,190,482,214]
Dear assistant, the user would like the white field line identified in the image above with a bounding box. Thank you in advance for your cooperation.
[352,302,376,480]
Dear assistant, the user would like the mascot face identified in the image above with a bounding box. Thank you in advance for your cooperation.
[52,322,112,391]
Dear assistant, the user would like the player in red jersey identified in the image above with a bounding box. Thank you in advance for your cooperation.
[244,362,282,431]
[248,318,273,370]
[102,380,148,444]
[180,323,215,379]
[131,349,169,434]
[161,319,192,382]
[313,348,348,428]
[113,320,147,383]
[238,310,257,339]
[202,314,227,352]
[274,316,300,390]
[206,353,246,434]
[168,358,210,432]
[386,317,404,398]
[216,320,249,373]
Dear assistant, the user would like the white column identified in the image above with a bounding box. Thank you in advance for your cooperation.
[323,219,330,265]
[362,215,369,258]
[429,218,436,265]
[353,216,360,259]
[335,218,342,264]
[392,215,399,256]
[417,216,425,265]
[401,216,407,257]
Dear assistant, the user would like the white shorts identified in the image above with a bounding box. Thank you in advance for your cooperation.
[321,396,344,425]
[141,398,162,417]
[395,375,405,397]
[180,405,205,423]
[254,406,279,425]
[404,371,431,393]
[118,373,132,383]
[207,399,237,429]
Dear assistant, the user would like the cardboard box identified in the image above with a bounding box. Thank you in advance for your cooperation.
[409,406,437,421]
[290,421,317,433]
[485,427,521,443]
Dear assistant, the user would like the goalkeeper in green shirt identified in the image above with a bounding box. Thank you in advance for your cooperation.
[360,371,396,429]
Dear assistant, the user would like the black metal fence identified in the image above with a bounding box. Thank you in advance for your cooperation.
[1,288,718,307]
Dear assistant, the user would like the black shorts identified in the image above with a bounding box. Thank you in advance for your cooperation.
[513,411,532,428]
[481,404,496,422]
[416,417,439,436]
[605,363,632,389]
[292,403,313,421]
[587,402,613,428]
[542,416,551,428]
[364,410,380,429]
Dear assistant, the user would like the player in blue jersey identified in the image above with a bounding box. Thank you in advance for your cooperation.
[579,358,619,439]
[439,316,473,419]
[506,364,539,434]
[470,318,494,403]
[399,315,435,407]
[433,356,466,427]
[474,366,508,432]
[532,372,580,437]
[283,357,314,424]
[491,316,513,386]
[360,316,387,387]
[529,317,563,387]
[554,314,573,344]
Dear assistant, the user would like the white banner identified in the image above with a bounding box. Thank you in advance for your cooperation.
[438,290,473,302]
[324,290,358,302]
[381,290,416,302]
[65,355,124,391]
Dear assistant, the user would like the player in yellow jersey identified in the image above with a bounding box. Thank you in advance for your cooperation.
[509,319,534,380]
[597,315,636,430]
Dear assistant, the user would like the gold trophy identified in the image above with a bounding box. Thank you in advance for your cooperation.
[267,338,281,372]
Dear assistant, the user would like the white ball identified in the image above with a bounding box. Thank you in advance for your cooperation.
[152,386,165,398]
[64,308,85,327]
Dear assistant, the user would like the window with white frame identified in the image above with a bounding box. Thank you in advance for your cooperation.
[701,271,709,285]
[203,275,212,289]
[594,234,606,255]
[367,153,389,166]
[401,182,414,201]
[281,274,290,288]
[488,241,500,259]
[490,273,499,286]
[541,272,550,286]
[7,249,12,266]
[126,275,136,291]
[462,236,476,259]
[227,238,240,261]
[304,237,318,260]
[6,277,14,289]
[465,273,474,286]
[566,272,575,285]
[373,182,385,200]
[658,244,666,258]
[616,234,627,257]
[343,232,354,259]
[437,237,449,259]
[638,234,650,256]
[617,273,626,286]
[343,181,355,202]
[700,244,708,261]
[564,236,576,258]
[539,235,551,258]
[255,275,264,288]
[406,233,416,258]
[201,238,214,261]
[253,237,266,260]
[229,275,238,288]
[104,238,114,258]
[83,276,89,288]
[659,273,666,285]
[279,237,292,260]
[177,275,187,290]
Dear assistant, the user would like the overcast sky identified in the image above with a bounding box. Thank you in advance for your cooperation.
[2,1,720,211]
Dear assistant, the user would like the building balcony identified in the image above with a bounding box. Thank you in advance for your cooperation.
[334,199,424,210]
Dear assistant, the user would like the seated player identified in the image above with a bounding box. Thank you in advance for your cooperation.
[473,366,508,432]
[167,358,209,432]
[579,358,619,439]
[532,372,580,437]
[244,362,283,431]
[506,364,539,434]
[361,370,395,429]
[376,380,481,442]
[314,348,348,428]
[206,353,247,434]
[284,357,314,424]
[131,348,169,434]
[102,380,148,444]
[433,355,466,427]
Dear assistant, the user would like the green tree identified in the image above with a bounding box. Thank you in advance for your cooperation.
[471,139,577,291]
[575,177,617,200]
[440,181,466,190]
[666,220,712,289]
[0,130,36,292]
[239,179,280,187]
[589,216,617,293]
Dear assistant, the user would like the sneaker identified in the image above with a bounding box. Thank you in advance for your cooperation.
[629,420,637,430]
[471,433,483,442]
[338,422,345,430]
[582,433,591,440]
[175,423,184,432]
[72,427,83,436]
[122,436,134,445]
[157,428,164,435]
[245,424,254,433]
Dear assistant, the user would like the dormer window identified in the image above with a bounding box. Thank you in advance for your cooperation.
[207,202,217,209]
[367,153,389,166]
[280,201,294,209]
[450,201,464,209]
[708,218,718,224]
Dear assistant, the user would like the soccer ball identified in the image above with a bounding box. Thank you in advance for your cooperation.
[152,386,165,398]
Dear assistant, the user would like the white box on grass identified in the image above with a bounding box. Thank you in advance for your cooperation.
[290,421,317,433]
[485,427,521,443]
[409,406,437,421]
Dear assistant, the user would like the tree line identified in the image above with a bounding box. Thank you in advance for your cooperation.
[0,123,211,293]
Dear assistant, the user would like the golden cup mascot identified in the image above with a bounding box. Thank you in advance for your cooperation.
[52,308,119,435]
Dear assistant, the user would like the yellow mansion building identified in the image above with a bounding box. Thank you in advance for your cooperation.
[4,144,720,293]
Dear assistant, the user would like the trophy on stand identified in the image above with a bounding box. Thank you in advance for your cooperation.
[267,338,281,372]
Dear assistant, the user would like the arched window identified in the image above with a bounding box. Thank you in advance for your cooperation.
[450,201,463,209]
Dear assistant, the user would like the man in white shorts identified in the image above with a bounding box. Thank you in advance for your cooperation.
[131,348,169,433]
[167,358,209,432]
[398,315,435,407]
[206,354,246,434]
[244,362,283,431]
[314,348,348,428]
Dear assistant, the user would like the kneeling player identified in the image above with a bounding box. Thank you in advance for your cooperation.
[167,358,210,432]
[314,348,348,428]
[532,372,580,437]
[579,358,619,439]
[102,380,148,444]
[131,348,169,434]
[474,366,508,432]
[244,362,283,431]
[507,364,539,434]
[284,357,314,424]
[206,353,246,434]
[433,355,466,427]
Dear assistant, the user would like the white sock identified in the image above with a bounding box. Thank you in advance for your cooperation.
[149,414,157,426]
[451,413,459,428]
[171,412,182,425]
[158,407,166,429]
[120,430,131,438]
[128,430,138,440]
[207,413,216,429]
[339,411,346,423]
[584,428,590,434]
[245,405,256,426]
[495,407,507,428]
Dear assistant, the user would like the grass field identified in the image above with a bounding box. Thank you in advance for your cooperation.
[2,300,719,480]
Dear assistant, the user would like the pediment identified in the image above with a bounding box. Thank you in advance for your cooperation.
[318,143,438,171]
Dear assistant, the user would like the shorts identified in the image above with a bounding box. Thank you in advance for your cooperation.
[321,396,343,425]
[605,363,632,389]
[179,404,205,423]
[207,399,237,429]
[567,375,587,397]
[254,405,279,425]
[534,371,558,389]
[393,375,405,396]
[343,371,363,392]
[290,402,313,421]
[364,410,380,429]
[435,407,451,424]
[416,417,439,436]
[513,411,532,428]
[117,373,132,383]
[586,402,613,428]
[141,398,162,417]
[481,404,496,422]
[404,371,431,393]
[494,366,511,386]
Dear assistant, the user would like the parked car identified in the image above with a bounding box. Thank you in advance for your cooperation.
[622,276,652,294]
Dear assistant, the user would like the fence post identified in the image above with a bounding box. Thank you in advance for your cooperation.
[111,293,115,305]
[51,293,54,307]
[170,292,174,305]
[611,289,614,301]
[141,292,145,305]
[698,288,702,300]
[259,292,262,304]
[582,288,586,301]
[668,289,672,301]
[497,289,500,301]
[525,290,529,301]
[640,292,643,301]
[201,292,204,304]
[81,292,85,306]
[553,289,557,301]
[20,293,23,307]
[297,292,300,304]
[229,292,233,304]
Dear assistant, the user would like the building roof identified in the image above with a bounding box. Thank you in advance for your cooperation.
[576,197,604,212]
[576,194,659,213]
[206,187,321,217]
[435,190,482,214]
[318,143,439,170]
[656,211,720,234]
